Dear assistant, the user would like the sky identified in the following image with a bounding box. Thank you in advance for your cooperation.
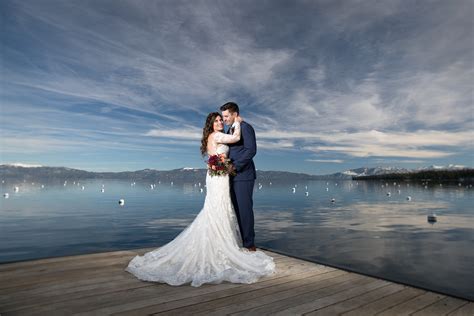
[0,0,473,174]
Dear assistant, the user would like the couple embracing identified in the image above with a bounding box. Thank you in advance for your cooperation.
[126,102,275,287]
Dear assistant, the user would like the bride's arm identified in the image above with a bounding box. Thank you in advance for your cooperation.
[213,121,241,144]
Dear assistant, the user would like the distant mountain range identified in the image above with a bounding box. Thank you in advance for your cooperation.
[0,164,472,182]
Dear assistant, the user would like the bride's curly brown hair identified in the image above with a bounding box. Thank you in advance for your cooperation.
[200,112,222,156]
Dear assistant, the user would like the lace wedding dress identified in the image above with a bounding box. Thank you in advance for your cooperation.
[126,122,276,287]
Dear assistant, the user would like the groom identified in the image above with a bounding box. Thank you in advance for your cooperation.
[220,102,257,252]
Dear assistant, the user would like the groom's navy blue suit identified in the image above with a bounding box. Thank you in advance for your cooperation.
[228,121,256,248]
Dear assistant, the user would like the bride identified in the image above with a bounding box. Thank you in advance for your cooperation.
[126,112,275,287]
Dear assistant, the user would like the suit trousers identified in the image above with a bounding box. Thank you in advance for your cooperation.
[230,179,256,248]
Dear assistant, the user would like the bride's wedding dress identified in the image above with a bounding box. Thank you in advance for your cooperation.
[126,122,275,287]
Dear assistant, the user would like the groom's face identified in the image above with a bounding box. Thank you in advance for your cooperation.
[221,110,237,126]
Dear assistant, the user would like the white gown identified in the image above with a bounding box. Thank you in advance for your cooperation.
[126,122,276,287]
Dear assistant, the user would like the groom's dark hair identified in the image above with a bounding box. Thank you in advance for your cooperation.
[220,102,239,114]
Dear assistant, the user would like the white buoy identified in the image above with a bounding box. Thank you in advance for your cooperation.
[258,184,263,190]
[381,184,385,188]
[458,183,462,187]
[41,184,45,188]
[292,187,296,193]
[198,182,201,187]
[427,214,437,223]
[14,186,19,192]
[150,184,154,189]
[424,185,428,189]
[305,192,309,196]
[171,181,174,186]
[3,193,9,198]
[305,186,308,190]
[118,199,125,206]
[1,180,4,183]
[406,196,412,201]
[326,187,329,191]
[101,188,105,193]
[200,188,204,193]
[81,186,85,190]
[269,182,272,185]
[331,198,335,203]
[386,192,391,197]
[398,190,401,194]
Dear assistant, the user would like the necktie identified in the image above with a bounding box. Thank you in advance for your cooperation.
[229,127,235,134]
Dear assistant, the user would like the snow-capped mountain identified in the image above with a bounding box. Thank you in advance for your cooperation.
[418,164,466,171]
[344,167,412,176]
[6,163,43,168]
[1,163,471,181]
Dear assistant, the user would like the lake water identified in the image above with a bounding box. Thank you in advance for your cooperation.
[1,178,473,300]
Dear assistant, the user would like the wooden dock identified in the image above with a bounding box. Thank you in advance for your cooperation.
[0,248,472,315]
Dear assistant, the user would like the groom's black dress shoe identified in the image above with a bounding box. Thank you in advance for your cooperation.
[246,246,257,252]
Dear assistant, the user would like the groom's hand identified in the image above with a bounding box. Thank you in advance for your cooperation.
[228,164,237,175]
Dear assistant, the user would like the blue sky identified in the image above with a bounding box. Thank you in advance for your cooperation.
[0,0,473,174]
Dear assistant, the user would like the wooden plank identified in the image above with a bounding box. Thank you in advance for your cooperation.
[0,255,133,281]
[306,283,406,316]
[0,262,128,291]
[0,262,130,294]
[0,276,147,306]
[342,287,426,316]
[0,250,137,271]
[180,272,361,316]
[0,252,293,294]
[0,247,470,316]
[140,270,352,315]
[0,279,154,313]
[2,257,332,315]
[0,274,134,303]
[74,264,336,315]
[268,278,389,315]
[412,297,470,316]
[377,292,446,316]
[1,255,318,306]
[447,302,474,316]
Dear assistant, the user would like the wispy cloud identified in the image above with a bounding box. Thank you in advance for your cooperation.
[144,129,202,140]
[306,159,344,163]
[1,0,472,172]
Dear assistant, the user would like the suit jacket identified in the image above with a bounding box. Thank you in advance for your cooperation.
[228,121,257,181]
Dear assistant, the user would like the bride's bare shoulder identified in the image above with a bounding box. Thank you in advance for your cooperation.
[208,132,216,140]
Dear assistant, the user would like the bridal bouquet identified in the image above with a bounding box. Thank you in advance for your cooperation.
[207,154,236,177]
